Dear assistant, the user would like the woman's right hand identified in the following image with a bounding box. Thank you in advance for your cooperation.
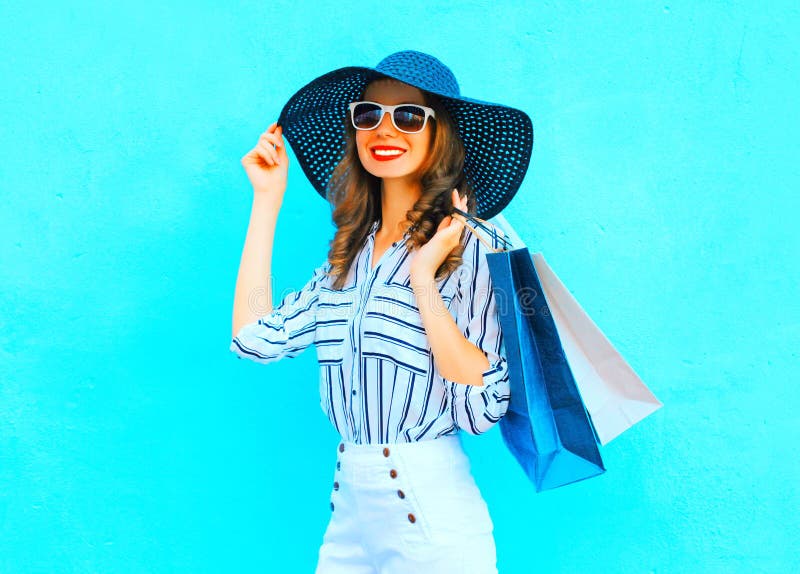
[240,122,289,197]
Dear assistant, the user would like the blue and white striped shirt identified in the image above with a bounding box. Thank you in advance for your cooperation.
[230,220,511,444]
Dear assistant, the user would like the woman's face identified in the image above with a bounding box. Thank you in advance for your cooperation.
[354,80,433,182]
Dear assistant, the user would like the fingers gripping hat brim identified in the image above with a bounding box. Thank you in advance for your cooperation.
[276,64,533,220]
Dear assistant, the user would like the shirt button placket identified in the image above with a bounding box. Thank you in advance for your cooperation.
[351,273,373,442]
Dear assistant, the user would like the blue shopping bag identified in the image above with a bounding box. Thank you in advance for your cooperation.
[454,208,605,492]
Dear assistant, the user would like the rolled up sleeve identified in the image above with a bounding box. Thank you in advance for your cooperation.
[442,230,511,435]
[230,260,330,364]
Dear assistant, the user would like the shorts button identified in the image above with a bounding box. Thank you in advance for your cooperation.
[389,469,397,479]
[383,447,390,457]
[408,513,416,523]
[334,481,339,490]
[397,489,405,499]
[339,443,345,453]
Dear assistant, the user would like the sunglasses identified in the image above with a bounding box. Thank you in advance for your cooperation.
[348,101,436,134]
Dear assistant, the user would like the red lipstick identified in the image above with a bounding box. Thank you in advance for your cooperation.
[370,145,407,162]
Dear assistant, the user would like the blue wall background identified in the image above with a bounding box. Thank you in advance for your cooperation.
[1,1,798,572]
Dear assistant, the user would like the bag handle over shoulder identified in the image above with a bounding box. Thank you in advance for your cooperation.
[451,206,515,253]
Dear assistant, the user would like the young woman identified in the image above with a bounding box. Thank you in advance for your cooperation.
[230,50,533,574]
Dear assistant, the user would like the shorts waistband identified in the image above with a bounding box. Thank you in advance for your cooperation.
[339,433,461,455]
[335,434,466,478]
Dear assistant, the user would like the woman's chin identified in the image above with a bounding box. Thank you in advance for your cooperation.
[364,163,419,180]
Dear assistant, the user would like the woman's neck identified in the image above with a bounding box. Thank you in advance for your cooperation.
[378,178,422,241]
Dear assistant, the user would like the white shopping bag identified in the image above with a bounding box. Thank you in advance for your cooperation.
[489,214,663,445]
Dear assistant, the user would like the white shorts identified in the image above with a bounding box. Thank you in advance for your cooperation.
[315,433,498,574]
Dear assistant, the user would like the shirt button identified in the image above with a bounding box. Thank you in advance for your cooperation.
[383,447,390,457]
[333,481,339,490]
[352,389,357,395]
[339,443,345,453]
[389,469,397,479]
[397,489,405,499]
[337,461,341,471]
[408,513,416,523]
[331,502,335,511]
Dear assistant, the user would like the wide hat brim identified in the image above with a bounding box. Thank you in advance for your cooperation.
[276,58,533,220]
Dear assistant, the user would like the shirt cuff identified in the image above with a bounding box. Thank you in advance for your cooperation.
[442,356,511,435]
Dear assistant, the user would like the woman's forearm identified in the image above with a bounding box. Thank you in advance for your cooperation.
[231,193,282,339]
[410,275,490,386]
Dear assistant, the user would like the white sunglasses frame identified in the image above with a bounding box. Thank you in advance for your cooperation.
[348,100,437,134]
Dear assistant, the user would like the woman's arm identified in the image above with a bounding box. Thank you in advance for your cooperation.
[410,221,511,435]
[231,123,288,339]
[410,276,489,386]
[230,257,329,364]
[231,193,281,339]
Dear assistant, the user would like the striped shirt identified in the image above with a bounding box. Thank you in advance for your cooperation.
[230,219,511,444]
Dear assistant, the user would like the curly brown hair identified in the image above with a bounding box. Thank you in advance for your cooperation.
[324,84,479,291]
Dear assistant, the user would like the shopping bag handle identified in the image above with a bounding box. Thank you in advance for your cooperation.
[451,207,514,253]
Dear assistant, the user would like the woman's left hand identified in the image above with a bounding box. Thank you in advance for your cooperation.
[410,188,468,283]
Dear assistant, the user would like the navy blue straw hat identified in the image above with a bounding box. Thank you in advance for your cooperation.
[276,49,534,220]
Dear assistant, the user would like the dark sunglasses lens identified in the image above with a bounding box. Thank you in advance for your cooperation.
[394,105,426,132]
[353,103,382,129]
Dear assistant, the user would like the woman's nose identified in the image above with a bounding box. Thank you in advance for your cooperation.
[376,110,397,135]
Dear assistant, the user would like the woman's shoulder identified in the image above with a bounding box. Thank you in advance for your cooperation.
[308,258,334,289]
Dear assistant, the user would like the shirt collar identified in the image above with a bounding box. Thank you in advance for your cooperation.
[368,220,380,237]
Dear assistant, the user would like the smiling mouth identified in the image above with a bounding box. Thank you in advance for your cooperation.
[370,147,407,161]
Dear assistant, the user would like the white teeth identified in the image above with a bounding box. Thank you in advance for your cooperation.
[373,149,404,156]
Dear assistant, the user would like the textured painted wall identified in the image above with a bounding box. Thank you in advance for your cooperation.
[1,1,797,572]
